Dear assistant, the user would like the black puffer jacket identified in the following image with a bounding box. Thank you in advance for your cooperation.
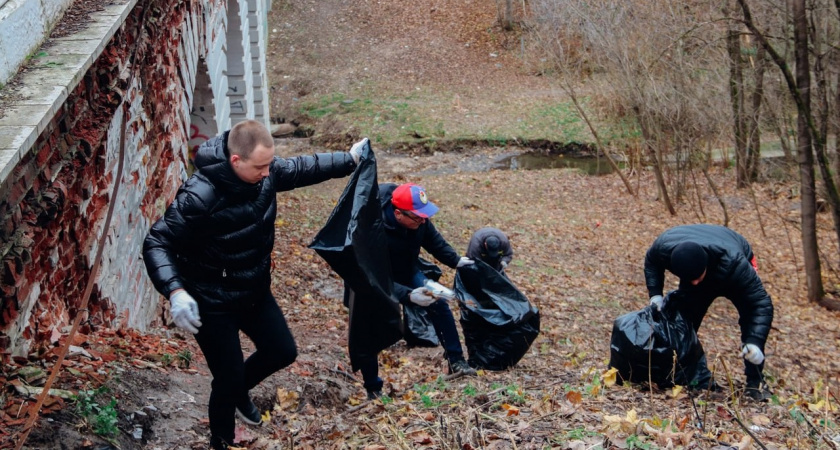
[644,224,773,346]
[379,183,460,303]
[143,132,355,311]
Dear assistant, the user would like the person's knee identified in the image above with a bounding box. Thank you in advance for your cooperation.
[427,299,453,316]
[210,370,243,397]
[264,340,297,369]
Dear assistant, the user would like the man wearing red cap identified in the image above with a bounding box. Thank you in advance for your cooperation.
[357,182,476,399]
[644,224,774,401]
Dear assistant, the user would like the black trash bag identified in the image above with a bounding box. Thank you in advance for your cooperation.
[455,260,540,370]
[402,257,443,348]
[608,292,705,388]
[309,141,402,371]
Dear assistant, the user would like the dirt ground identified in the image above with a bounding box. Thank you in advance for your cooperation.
[4,0,840,449]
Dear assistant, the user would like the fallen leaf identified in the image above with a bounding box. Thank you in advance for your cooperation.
[501,403,520,416]
[602,367,618,387]
[276,387,299,411]
[670,385,683,398]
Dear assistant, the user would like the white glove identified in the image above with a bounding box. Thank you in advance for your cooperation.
[349,138,368,165]
[500,260,508,269]
[649,295,664,311]
[457,257,475,268]
[741,343,765,365]
[409,287,436,307]
[169,290,202,334]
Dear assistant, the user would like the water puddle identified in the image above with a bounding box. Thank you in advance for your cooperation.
[495,153,616,175]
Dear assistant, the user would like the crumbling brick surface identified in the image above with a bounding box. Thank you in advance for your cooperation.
[0,0,224,359]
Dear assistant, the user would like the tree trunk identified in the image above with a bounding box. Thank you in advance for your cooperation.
[746,43,766,181]
[737,0,824,304]
[809,10,840,253]
[792,0,824,304]
[834,68,840,184]
[726,4,748,188]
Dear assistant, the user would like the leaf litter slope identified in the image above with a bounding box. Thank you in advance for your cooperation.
[10,0,840,448]
[13,167,840,449]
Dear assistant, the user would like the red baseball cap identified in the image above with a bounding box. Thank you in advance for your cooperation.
[391,183,439,218]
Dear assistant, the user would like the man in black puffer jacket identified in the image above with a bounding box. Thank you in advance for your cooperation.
[644,224,774,401]
[143,120,365,450]
[354,182,477,399]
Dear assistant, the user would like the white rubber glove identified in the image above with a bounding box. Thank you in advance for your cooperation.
[649,295,664,311]
[169,290,202,334]
[349,138,368,165]
[741,343,765,365]
[457,257,475,268]
[409,287,436,307]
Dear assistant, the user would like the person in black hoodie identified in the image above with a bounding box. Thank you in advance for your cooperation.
[143,120,365,450]
[466,227,513,273]
[354,182,476,399]
[644,224,774,401]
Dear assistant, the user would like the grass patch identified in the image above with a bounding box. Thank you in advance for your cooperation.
[74,386,119,438]
[295,86,607,146]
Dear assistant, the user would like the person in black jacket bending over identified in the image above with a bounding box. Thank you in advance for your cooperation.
[466,227,513,273]
[644,224,774,401]
[356,182,476,399]
[143,120,366,450]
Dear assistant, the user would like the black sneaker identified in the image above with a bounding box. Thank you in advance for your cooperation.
[449,359,477,376]
[366,389,382,400]
[689,380,722,392]
[235,397,263,426]
[209,436,231,450]
[745,383,773,402]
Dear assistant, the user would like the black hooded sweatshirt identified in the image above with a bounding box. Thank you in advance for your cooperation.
[143,131,355,311]
[378,183,460,303]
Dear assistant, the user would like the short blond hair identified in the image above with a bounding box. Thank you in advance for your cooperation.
[228,120,274,159]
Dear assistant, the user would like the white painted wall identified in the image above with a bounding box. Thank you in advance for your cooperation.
[0,0,75,85]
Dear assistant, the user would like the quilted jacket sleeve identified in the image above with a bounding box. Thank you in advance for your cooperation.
[728,258,774,346]
[271,152,356,192]
[643,241,668,298]
[421,221,460,269]
[143,184,210,298]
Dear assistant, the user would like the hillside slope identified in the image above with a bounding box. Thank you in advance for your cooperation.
[6,1,840,449]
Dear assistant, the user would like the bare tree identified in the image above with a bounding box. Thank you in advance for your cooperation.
[495,0,515,30]
[527,0,731,214]
[737,0,831,306]
[525,1,636,196]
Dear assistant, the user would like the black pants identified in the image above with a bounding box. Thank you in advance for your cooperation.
[194,293,297,443]
[675,293,765,386]
[355,272,466,393]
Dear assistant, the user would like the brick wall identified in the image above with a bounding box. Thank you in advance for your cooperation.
[0,0,272,358]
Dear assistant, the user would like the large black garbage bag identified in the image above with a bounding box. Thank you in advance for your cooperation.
[309,141,402,371]
[403,258,443,348]
[608,293,704,387]
[455,260,540,370]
